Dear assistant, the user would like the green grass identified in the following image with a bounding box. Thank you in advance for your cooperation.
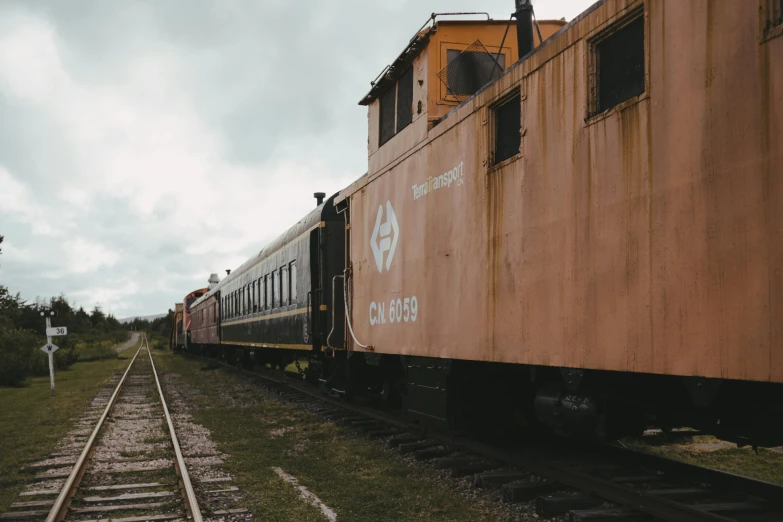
[624,434,783,485]
[0,336,142,513]
[155,352,506,522]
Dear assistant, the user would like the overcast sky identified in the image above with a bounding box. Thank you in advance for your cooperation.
[0,0,595,318]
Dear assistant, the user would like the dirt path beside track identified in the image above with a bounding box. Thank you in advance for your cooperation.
[114,331,140,353]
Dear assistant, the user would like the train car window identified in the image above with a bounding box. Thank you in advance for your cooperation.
[281,266,288,306]
[289,262,297,303]
[265,275,271,310]
[250,282,255,313]
[396,67,413,133]
[379,84,396,146]
[446,49,504,97]
[595,15,644,113]
[766,0,783,30]
[379,67,414,146]
[493,91,521,164]
[272,271,279,309]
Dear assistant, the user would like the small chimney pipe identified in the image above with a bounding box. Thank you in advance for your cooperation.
[225,269,231,275]
[514,0,535,59]
[314,192,326,206]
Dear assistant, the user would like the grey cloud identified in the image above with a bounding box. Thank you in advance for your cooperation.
[1,0,594,317]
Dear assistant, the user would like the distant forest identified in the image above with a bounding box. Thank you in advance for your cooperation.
[127,312,176,350]
[0,235,178,385]
[0,235,126,385]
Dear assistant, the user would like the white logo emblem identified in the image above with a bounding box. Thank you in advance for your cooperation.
[370,201,399,273]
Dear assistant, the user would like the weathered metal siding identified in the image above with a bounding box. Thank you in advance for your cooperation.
[348,0,783,383]
[191,294,219,346]
[644,0,783,382]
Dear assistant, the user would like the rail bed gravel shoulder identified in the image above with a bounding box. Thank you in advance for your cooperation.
[1,335,206,522]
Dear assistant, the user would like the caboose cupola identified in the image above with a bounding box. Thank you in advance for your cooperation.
[358,12,564,177]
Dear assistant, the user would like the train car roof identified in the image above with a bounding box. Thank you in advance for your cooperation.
[191,192,339,309]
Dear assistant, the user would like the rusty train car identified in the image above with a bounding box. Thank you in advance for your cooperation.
[172,288,207,351]
[185,0,783,446]
[170,302,184,350]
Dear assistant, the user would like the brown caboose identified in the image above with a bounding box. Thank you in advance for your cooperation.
[333,1,783,446]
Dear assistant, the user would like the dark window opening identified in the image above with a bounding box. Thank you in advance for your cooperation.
[379,86,396,145]
[396,67,413,132]
[281,266,289,306]
[446,49,504,97]
[265,275,271,310]
[379,67,414,146]
[494,92,521,165]
[290,262,297,303]
[596,16,645,113]
[769,0,783,28]
[272,271,279,308]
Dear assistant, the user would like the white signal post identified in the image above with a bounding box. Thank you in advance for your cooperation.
[40,310,65,395]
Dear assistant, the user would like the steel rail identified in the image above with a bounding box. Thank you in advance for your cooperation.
[46,339,145,522]
[146,335,203,522]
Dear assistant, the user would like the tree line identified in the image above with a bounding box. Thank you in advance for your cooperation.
[127,311,176,350]
[0,233,134,385]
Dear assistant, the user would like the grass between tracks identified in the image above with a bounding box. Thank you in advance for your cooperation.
[624,433,783,485]
[0,334,143,514]
[154,352,504,522]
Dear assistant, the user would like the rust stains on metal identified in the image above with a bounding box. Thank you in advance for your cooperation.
[345,0,783,383]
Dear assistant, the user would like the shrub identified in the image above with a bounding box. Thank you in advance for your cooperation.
[0,327,40,386]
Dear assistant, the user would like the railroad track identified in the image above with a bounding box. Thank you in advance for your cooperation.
[4,335,202,522]
[195,353,783,522]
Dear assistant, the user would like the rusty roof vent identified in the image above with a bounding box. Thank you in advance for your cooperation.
[436,40,504,102]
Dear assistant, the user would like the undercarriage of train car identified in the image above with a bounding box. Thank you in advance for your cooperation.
[183,332,783,449]
[313,352,783,449]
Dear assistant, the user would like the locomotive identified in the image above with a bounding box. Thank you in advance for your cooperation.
[182,0,783,448]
